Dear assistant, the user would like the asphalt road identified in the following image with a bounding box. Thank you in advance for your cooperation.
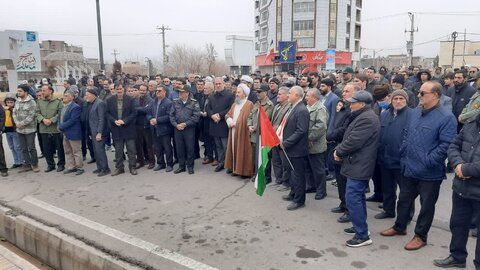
[0,139,477,270]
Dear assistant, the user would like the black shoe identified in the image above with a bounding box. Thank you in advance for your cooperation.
[56,166,65,172]
[1,171,8,177]
[39,154,44,159]
[63,168,77,174]
[153,165,166,171]
[337,212,351,223]
[282,195,293,201]
[287,202,305,211]
[331,206,345,213]
[214,165,224,172]
[315,193,327,200]
[471,228,477,238]
[111,168,125,176]
[433,255,466,268]
[305,188,316,193]
[92,169,101,174]
[174,167,186,174]
[75,169,85,175]
[44,167,55,173]
[10,164,22,169]
[346,237,372,248]
[87,159,96,164]
[188,168,194,174]
[326,174,335,181]
[135,163,144,170]
[379,204,384,209]
[97,170,110,177]
[129,168,138,175]
[147,163,155,170]
[165,166,173,172]
[366,194,383,202]
[374,212,395,219]
[226,168,233,174]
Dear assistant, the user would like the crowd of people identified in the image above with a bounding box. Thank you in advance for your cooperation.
[1,64,479,268]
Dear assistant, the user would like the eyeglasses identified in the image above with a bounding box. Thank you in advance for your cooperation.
[419,91,434,96]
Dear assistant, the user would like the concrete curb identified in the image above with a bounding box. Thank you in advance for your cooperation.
[0,206,142,270]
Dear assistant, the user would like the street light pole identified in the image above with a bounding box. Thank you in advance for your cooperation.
[96,0,105,71]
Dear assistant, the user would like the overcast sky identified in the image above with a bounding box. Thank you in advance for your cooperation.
[1,0,479,64]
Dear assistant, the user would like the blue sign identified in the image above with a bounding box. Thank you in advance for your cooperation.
[26,31,36,41]
[325,48,336,70]
[278,41,297,63]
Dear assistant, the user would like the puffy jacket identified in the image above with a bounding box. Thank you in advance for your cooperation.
[400,105,457,181]
[12,95,37,134]
[36,96,63,134]
[335,106,380,180]
[377,106,412,169]
[448,115,480,201]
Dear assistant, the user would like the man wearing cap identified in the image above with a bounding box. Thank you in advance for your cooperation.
[458,72,480,124]
[337,67,354,91]
[36,85,66,173]
[381,81,457,251]
[225,83,254,178]
[58,90,84,175]
[13,84,39,173]
[247,84,274,180]
[3,93,23,169]
[391,74,417,108]
[267,78,280,106]
[106,82,138,176]
[319,78,339,181]
[447,70,476,133]
[206,78,235,172]
[169,85,201,174]
[376,90,413,220]
[333,90,380,247]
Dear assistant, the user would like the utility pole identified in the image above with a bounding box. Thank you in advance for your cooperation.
[95,0,105,70]
[451,31,458,68]
[405,12,418,67]
[112,49,120,62]
[156,25,171,72]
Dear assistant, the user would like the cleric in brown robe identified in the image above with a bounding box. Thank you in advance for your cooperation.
[225,83,254,177]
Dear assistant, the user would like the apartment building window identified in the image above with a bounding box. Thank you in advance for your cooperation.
[292,0,316,48]
[261,27,268,38]
[256,16,260,24]
[346,37,350,50]
[255,30,260,37]
[260,41,268,53]
[355,24,361,39]
[356,9,361,22]
[261,10,268,22]
[356,0,362,8]
[329,0,338,48]
[293,1,315,13]
[276,0,282,45]
[346,21,350,34]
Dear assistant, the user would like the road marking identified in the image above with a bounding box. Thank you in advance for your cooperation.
[22,196,218,270]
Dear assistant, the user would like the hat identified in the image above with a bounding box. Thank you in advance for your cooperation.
[343,67,354,74]
[269,77,280,85]
[256,84,269,92]
[86,88,98,96]
[4,93,16,101]
[391,89,409,101]
[347,90,373,104]
[373,85,391,101]
[69,85,79,95]
[41,78,49,85]
[416,69,432,81]
[238,83,251,97]
[392,74,405,85]
[240,75,253,84]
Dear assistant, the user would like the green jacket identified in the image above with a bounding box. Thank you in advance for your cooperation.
[36,96,63,134]
[307,101,328,154]
[247,98,274,144]
[459,89,480,123]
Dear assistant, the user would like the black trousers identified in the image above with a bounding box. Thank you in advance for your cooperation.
[18,132,38,166]
[40,133,65,168]
[113,138,136,169]
[325,142,336,175]
[92,135,109,172]
[288,156,307,205]
[371,163,383,198]
[449,192,480,267]
[135,126,155,165]
[380,167,415,217]
[0,134,8,173]
[174,127,195,169]
[271,147,283,184]
[203,133,216,161]
[81,124,95,159]
[394,177,441,241]
[335,163,347,210]
[154,134,173,167]
[306,152,326,196]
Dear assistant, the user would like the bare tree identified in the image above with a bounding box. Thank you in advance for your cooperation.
[205,43,217,75]
[164,43,228,76]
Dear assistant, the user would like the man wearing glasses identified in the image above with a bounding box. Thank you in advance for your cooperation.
[381,81,457,251]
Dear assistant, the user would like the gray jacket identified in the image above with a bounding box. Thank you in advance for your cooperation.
[307,101,328,154]
[88,98,107,136]
[12,95,37,134]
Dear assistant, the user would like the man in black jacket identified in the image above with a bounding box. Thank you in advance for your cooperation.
[334,90,380,248]
[106,83,138,176]
[134,85,154,169]
[280,86,310,211]
[446,70,476,133]
[434,114,480,269]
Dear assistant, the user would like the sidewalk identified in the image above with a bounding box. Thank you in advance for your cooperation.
[0,244,41,270]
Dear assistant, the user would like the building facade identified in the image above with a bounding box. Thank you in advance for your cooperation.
[225,35,255,76]
[254,0,362,73]
[439,40,480,69]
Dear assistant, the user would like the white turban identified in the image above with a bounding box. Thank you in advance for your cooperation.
[240,75,253,84]
[238,83,250,97]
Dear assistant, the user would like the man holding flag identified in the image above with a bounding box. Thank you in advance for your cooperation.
[279,86,310,210]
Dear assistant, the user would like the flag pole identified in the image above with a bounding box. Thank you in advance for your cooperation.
[281,148,295,171]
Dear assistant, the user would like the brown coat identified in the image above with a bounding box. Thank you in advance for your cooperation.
[225,101,254,177]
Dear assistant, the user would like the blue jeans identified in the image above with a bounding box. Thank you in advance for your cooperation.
[346,178,369,240]
[5,132,23,165]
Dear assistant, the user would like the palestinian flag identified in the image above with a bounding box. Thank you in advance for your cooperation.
[255,105,280,196]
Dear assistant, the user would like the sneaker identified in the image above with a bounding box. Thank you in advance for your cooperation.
[75,169,85,175]
[343,227,370,236]
[346,237,373,248]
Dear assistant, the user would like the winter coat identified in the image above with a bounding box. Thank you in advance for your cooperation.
[247,98,274,144]
[307,101,328,154]
[36,96,63,134]
[146,97,173,136]
[335,106,380,180]
[58,102,82,140]
[12,95,37,134]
